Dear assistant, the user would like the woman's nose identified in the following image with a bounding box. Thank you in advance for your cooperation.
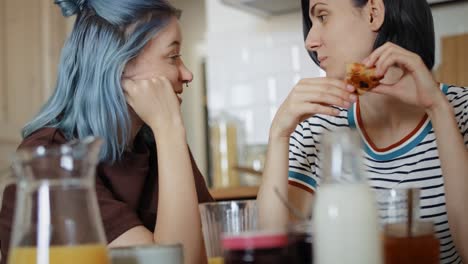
[180,63,193,84]
[305,26,321,52]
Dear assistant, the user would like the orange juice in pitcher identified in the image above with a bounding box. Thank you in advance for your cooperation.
[208,257,224,264]
[9,244,109,264]
[5,138,109,264]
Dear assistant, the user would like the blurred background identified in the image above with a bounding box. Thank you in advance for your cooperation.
[0,0,467,199]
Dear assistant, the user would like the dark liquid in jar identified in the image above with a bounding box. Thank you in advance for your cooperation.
[287,232,313,264]
[384,234,439,264]
[224,247,286,264]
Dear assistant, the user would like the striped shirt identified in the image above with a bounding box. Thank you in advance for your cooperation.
[288,84,467,264]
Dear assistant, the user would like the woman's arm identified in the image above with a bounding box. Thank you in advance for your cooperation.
[153,127,206,264]
[108,227,154,247]
[114,77,206,264]
[427,97,468,261]
[257,133,316,230]
[257,78,355,230]
[257,135,290,230]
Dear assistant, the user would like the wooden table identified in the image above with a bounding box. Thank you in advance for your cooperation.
[209,186,259,201]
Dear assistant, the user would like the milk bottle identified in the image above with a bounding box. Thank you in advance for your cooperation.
[313,130,382,264]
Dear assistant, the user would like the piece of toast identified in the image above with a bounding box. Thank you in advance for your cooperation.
[345,63,383,95]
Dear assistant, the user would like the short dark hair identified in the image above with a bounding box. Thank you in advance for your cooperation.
[301,0,435,69]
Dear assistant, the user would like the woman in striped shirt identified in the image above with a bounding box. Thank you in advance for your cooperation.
[257,0,467,263]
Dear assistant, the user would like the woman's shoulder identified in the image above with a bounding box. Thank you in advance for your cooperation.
[442,83,468,115]
[442,83,468,100]
[19,127,67,150]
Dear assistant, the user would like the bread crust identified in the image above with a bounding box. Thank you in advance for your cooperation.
[345,63,383,95]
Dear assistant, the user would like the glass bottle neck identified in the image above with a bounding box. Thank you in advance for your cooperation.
[321,130,366,185]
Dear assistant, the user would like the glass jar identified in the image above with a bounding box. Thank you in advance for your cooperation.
[287,221,313,264]
[199,200,257,264]
[222,232,287,264]
[209,113,246,188]
[376,188,440,264]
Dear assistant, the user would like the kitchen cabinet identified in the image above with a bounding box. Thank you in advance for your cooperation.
[436,33,468,86]
[0,0,69,168]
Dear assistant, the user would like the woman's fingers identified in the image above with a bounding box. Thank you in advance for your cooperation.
[298,77,346,90]
[363,42,393,67]
[375,48,418,76]
[157,76,173,89]
[286,77,357,120]
[363,42,424,78]
[121,78,137,94]
[270,77,350,138]
[293,91,352,109]
[293,102,341,118]
[295,80,357,103]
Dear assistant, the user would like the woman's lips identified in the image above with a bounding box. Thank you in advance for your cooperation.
[318,56,328,68]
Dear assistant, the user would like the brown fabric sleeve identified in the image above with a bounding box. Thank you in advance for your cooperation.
[188,150,214,203]
[94,174,143,243]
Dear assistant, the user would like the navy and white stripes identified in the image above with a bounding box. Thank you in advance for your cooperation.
[288,84,467,263]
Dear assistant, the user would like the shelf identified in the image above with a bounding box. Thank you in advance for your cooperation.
[210,186,259,201]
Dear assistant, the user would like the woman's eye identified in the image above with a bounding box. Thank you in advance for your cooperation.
[169,54,182,61]
[317,15,327,23]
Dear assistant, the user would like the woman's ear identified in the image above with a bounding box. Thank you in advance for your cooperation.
[368,0,385,32]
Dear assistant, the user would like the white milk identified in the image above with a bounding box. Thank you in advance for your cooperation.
[313,183,383,264]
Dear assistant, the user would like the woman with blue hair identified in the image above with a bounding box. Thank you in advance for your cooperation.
[0,0,212,263]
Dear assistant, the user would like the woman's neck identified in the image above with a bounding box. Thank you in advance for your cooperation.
[358,65,425,130]
[127,111,144,150]
[359,93,425,129]
[358,93,426,149]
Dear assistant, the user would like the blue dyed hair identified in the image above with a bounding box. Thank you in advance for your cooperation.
[22,0,180,162]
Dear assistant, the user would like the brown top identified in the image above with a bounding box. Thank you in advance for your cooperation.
[0,128,213,263]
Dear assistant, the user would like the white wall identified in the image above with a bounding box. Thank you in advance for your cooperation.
[205,0,323,146]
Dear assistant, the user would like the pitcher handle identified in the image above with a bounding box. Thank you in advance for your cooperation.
[0,167,15,190]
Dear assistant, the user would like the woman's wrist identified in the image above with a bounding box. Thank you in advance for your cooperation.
[268,130,291,155]
[269,132,291,145]
[150,121,186,141]
[269,123,293,142]
[426,94,453,123]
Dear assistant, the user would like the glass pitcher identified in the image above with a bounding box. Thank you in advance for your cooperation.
[1,137,110,264]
